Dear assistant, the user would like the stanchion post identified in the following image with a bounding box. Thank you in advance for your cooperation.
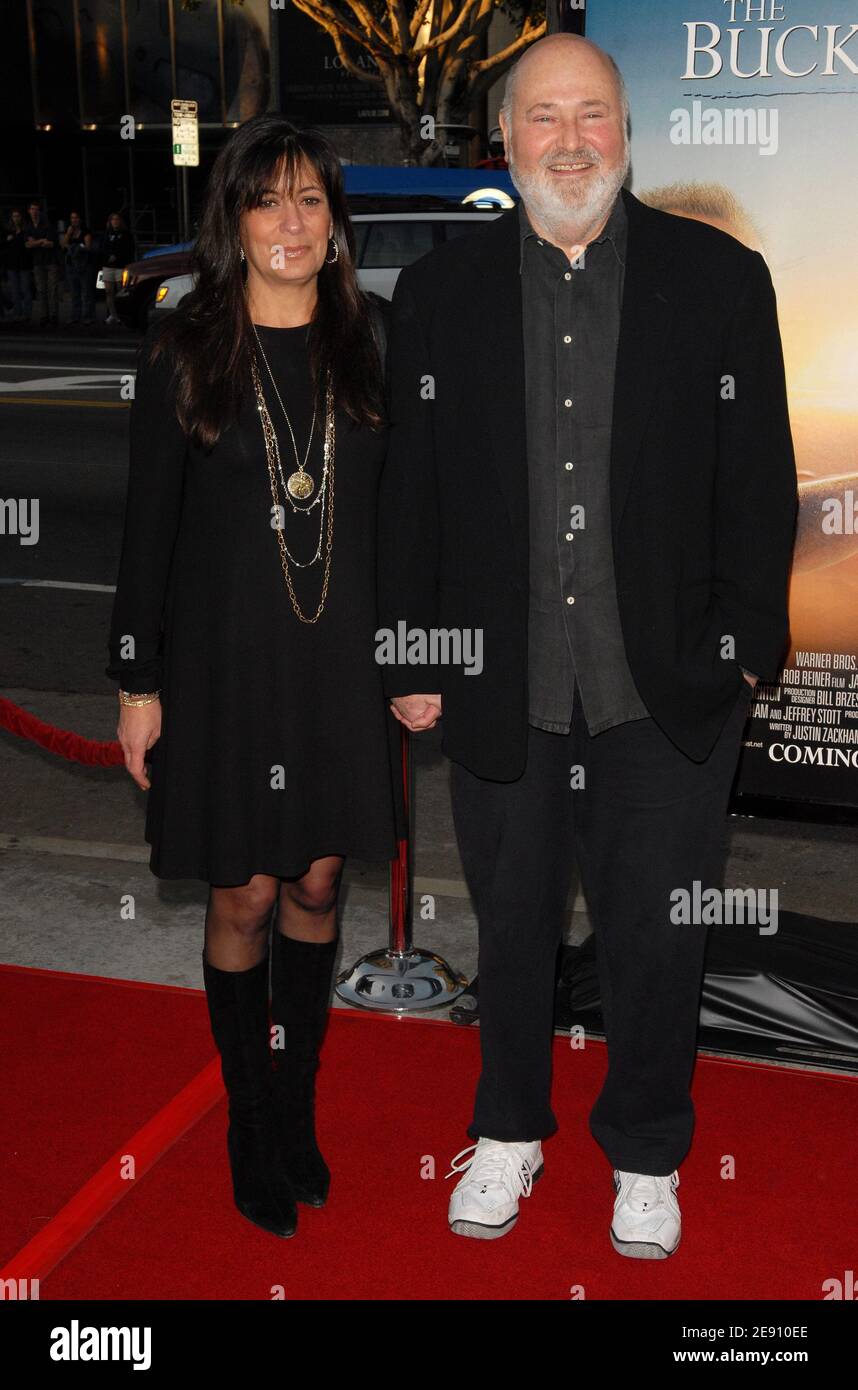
[335,722,467,1013]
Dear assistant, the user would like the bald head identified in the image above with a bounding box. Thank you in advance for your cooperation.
[500,33,629,133]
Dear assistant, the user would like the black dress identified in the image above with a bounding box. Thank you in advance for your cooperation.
[106,316,404,885]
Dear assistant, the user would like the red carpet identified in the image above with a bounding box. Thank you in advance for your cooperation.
[0,966,218,1267]
[3,967,857,1300]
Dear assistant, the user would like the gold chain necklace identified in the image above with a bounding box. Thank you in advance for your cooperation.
[252,323,321,507]
[249,350,336,624]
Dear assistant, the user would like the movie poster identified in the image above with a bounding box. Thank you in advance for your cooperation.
[586,0,858,807]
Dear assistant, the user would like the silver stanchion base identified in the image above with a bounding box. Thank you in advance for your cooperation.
[335,947,468,1014]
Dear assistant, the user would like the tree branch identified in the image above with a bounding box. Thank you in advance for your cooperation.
[289,0,392,69]
[417,0,484,54]
[340,0,396,54]
[470,16,547,77]
[408,0,434,43]
[385,0,412,54]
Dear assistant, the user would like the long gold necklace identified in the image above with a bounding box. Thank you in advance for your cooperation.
[252,323,321,506]
[249,346,336,624]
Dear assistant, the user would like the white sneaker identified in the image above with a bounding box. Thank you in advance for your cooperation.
[446,1137,543,1239]
[610,1168,681,1259]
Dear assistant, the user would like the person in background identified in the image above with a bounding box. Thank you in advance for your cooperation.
[60,210,95,325]
[25,200,59,326]
[2,209,33,322]
[99,212,135,325]
[0,214,13,317]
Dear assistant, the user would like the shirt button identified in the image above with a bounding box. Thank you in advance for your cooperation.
[564,272,571,280]
[565,532,574,541]
[566,595,575,604]
[563,334,571,343]
[565,461,573,470]
[564,398,572,407]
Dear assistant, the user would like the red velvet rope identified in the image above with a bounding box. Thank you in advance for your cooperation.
[0,696,124,767]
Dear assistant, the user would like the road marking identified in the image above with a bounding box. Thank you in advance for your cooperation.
[0,397,127,407]
[0,362,134,371]
[0,579,117,591]
[0,371,128,392]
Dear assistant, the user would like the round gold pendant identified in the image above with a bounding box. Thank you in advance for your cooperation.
[287,470,314,500]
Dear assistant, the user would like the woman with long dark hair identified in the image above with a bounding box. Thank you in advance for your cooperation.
[105,115,401,1239]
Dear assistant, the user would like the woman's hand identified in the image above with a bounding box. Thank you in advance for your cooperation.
[390,694,442,731]
[117,700,162,790]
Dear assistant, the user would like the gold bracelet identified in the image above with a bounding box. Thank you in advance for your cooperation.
[118,689,160,706]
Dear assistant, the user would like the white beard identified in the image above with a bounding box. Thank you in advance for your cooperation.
[507,139,630,247]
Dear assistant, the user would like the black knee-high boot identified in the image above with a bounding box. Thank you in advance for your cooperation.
[269,930,338,1207]
[202,950,298,1238]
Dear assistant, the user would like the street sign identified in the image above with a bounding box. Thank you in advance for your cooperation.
[171,99,199,168]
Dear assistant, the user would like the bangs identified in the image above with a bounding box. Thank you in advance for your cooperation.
[244,146,325,210]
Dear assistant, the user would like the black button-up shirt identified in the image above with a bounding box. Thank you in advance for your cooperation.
[519,191,650,735]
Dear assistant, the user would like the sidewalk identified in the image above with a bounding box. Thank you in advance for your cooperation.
[0,693,496,1006]
[1,286,139,342]
[2,684,857,1016]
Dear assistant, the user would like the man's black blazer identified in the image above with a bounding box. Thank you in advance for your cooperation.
[376,186,798,780]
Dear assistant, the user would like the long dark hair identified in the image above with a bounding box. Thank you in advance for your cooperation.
[147,114,385,451]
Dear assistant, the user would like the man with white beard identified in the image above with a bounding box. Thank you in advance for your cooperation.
[377,33,797,1258]
[501,38,631,264]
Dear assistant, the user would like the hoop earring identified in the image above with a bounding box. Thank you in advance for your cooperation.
[324,236,338,265]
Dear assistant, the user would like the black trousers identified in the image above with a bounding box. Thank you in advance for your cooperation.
[449,678,754,1175]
